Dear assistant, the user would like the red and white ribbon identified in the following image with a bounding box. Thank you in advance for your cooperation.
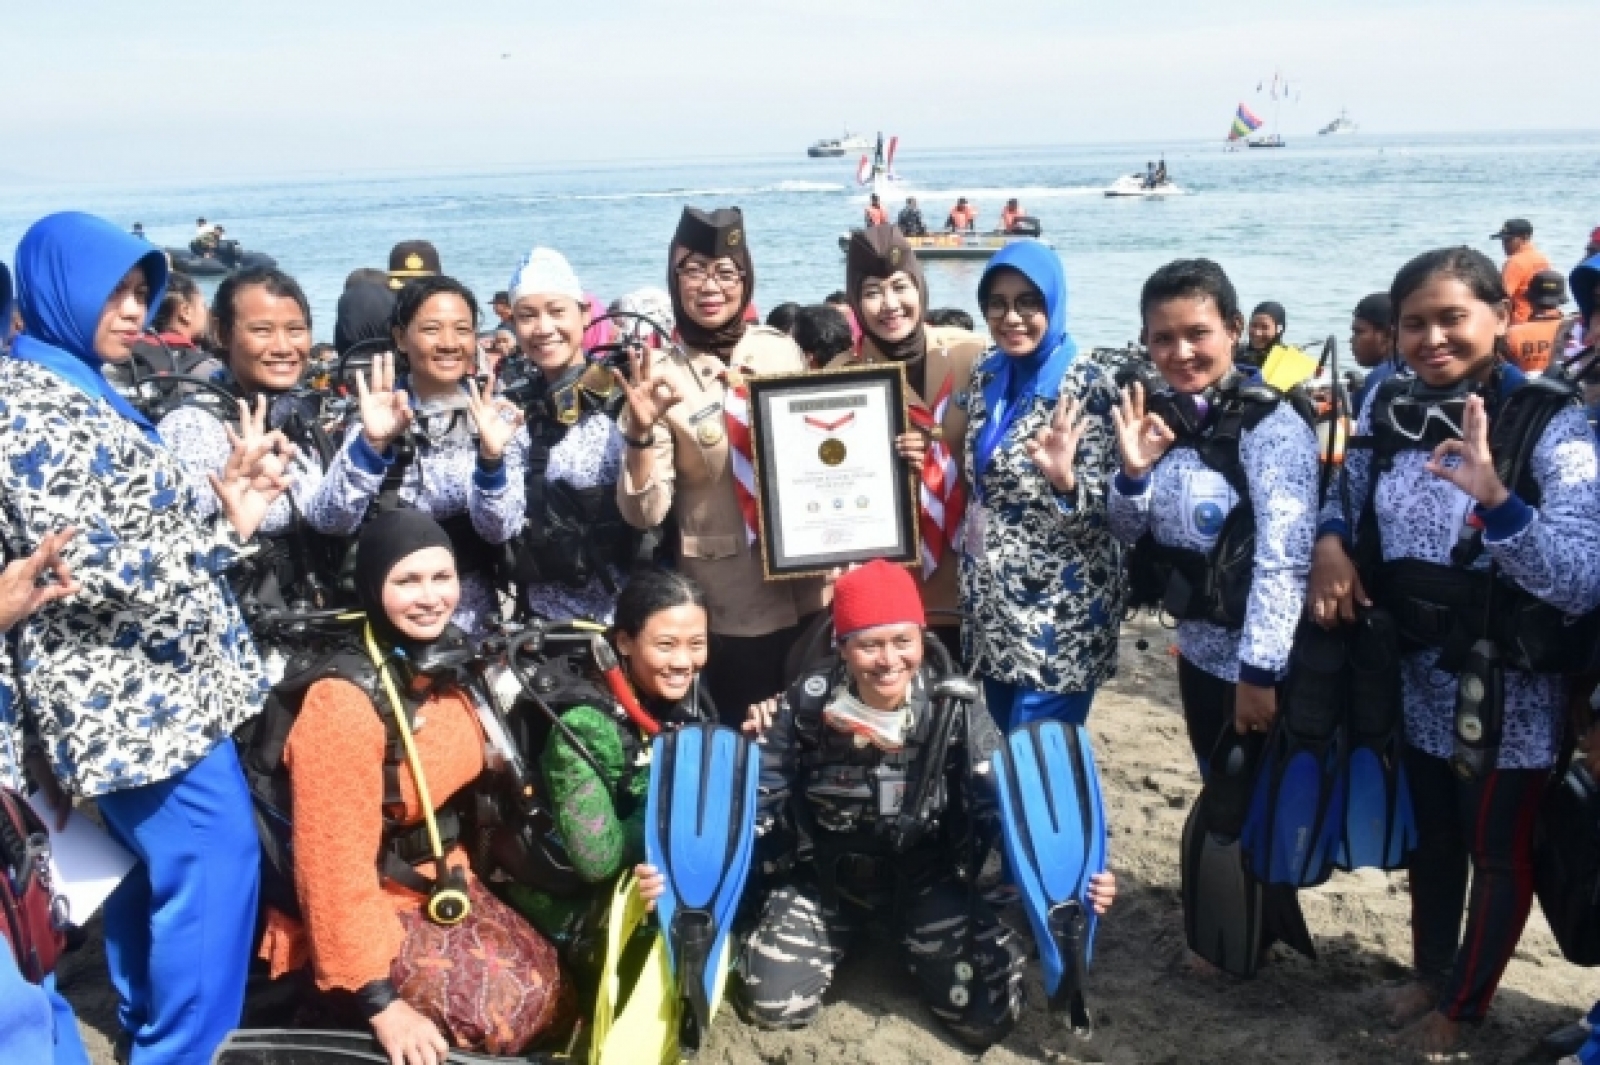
[722,381,761,546]
[909,374,966,577]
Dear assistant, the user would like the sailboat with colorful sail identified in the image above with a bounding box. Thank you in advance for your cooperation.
[1227,103,1264,144]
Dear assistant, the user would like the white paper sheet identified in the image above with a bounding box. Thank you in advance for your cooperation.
[25,791,137,926]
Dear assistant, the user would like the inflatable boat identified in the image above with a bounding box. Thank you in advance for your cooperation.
[164,245,278,278]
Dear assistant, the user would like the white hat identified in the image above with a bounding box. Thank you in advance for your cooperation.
[610,286,675,339]
[508,247,583,303]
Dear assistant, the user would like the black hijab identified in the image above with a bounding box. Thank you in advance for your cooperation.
[846,224,929,373]
[355,510,456,651]
[1251,301,1287,349]
[335,281,398,356]
[669,207,754,360]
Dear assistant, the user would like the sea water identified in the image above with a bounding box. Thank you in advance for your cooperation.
[1,131,1595,353]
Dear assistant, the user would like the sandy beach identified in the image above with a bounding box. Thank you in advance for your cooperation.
[59,615,1597,1063]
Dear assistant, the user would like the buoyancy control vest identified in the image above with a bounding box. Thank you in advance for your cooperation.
[234,637,475,918]
[1125,376,1319,629]
[171,379,348,620]
[508,363,653,596]
[1354,368,1600,673]
[777,655,981,908]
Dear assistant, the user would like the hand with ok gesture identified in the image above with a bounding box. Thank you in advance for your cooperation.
[1425,394,1509,509]
[1024,395,1090,493]
[1109,381,1176,480]
[612,344,684,435]
[356,352,413,453]
[466,372,526,461]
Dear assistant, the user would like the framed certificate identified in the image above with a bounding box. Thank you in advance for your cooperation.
[746,363,919,579]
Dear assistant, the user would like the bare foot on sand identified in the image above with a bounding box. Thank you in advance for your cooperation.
[1392,1010,1460,1057]
[1382,981,1437,1030]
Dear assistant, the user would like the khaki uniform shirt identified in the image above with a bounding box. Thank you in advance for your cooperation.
[618,326,827,636]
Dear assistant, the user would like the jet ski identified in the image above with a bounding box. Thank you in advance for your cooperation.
[1104,174,1186,198]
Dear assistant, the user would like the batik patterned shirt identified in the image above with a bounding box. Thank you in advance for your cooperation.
[958,347,1130,694]
[1320,385,1600,769]
[306,397,528,635]
[1108,401,1320,684]
[0,358,268,798]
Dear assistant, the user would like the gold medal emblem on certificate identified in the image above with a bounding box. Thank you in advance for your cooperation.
[818,438,847,465]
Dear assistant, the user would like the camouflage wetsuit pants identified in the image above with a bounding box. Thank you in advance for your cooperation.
[733,878,1024,1048]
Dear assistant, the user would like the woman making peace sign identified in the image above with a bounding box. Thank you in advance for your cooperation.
[958,240,1130,730]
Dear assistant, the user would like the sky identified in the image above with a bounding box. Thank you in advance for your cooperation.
[4,0,1596,184]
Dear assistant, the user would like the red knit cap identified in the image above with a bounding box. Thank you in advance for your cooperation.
[833,560,925,639]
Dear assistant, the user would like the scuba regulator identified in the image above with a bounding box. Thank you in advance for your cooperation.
[364,624,473,926]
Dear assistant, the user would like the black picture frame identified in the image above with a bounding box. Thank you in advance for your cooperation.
[745,363,919,579]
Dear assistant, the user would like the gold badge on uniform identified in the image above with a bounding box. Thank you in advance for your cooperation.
[405,253,424,270]
[889,247,902,266]
[726,229,743,248]
[818,438,846,465]
[688,401,724,445]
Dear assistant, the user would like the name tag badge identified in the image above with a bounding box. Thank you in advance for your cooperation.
[1181,470,1235,546]
[963,503,988,557]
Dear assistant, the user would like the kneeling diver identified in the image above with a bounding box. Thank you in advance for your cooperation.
[736,560,1115,1049]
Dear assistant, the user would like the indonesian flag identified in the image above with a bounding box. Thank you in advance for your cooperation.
[908,374,966,577]
[722,378,761,546]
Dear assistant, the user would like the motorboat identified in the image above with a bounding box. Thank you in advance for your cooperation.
[807,130,873,158]
[1318,109,1358,135]
[837,226,1050,262]
[165,243,277,278]
[1247,134,1286,149]
[1104,174,1186,198]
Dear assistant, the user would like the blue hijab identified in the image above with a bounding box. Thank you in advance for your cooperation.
[971,241,1077,499]
[11,212,169,440]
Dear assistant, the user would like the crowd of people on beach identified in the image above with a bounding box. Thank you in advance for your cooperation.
[2,201,1600,1065]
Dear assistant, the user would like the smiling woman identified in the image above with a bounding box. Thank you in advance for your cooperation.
[0,211,292,1064]
[306,274,530,635]
[959,240,1130,732]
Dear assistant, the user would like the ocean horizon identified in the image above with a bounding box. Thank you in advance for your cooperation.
[3,129,1595,353]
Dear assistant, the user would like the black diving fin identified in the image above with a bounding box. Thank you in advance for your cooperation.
[1182,725,1266,978]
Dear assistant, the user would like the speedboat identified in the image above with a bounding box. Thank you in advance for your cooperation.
[837,228,1051,262]
[1247,133,1286,149]
[1104,174,1186,198]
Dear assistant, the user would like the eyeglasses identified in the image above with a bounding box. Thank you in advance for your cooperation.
[675,261,745,290]
[982,293,1046,320]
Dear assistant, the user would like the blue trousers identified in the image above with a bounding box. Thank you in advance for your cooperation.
[0,951,89,1065]
[982,678,1096,733]
[97,739,259,1065]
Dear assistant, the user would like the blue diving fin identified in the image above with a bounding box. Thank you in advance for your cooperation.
[1241,622,1347,887]
[644,723,760,1056]
[994,721,1107,1035]
[1338,608,1417,871]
